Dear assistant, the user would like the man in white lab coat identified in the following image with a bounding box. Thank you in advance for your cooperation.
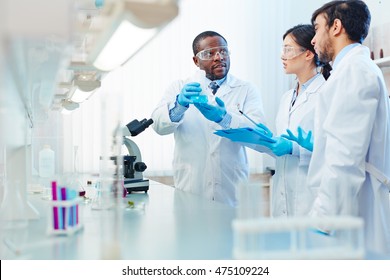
[308,0,390,255]
[151,31,265,207]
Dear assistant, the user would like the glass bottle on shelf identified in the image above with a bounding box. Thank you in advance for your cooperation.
[39,144,55,200]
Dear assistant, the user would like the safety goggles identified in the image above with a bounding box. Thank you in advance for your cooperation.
[196,46,230,60]
[281,46,306,60]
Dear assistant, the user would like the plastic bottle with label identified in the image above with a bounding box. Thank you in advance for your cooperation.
[39,145,55,178]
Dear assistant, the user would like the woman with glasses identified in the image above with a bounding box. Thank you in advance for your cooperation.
[241,24,330,217]
[271,24,327,217]
[151,31,266,207]
[272,24,332,217]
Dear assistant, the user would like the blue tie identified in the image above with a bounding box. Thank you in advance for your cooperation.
[209,81,220,94]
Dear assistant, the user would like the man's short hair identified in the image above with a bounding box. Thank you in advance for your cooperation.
[192,31,228,55]
[311,0,371,43]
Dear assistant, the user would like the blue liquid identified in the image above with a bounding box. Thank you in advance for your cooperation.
[189,95,208,104]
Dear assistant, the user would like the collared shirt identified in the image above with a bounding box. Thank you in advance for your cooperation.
[211,76,227,88]
[289,73,321,157]
[332,43,360,70]
[290,73,320,111]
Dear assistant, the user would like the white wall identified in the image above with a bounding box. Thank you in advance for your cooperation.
[68,0,386,177]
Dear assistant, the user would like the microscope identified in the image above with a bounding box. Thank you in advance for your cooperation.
[121,118,153,193]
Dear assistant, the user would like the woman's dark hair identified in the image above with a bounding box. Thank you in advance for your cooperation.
[283,24,331,80]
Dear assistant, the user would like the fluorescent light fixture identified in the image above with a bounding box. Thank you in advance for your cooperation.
[93,20,157,71]
[70,88,96,103]
[61,100,80,113]
[70,76,101,103]
[88,0,178,71]
[75,78,101,91]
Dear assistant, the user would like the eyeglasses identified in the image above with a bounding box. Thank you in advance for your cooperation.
[281,46,306,60]
[196,46,230,60]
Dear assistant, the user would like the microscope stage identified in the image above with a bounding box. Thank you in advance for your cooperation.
[124,178,149,193]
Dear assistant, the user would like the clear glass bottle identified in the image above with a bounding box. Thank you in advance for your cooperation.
[39,144,55,200]
[39,144,55,178]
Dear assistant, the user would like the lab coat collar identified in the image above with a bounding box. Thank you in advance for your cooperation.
[225,74,247,91]
[206,74,242,98]
[304,73,325,93]
[329,45,370,80]
[333,43,360,70]
[289,74,325,113]
[206,73,242,88]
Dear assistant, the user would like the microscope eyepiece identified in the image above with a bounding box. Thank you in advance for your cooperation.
[126,118,154,136]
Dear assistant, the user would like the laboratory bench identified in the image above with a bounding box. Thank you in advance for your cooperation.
[1,180,236,260]
[1,180,388,260]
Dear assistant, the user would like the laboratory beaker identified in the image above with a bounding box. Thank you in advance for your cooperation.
[0,180,28,258]
[185,70,208,104]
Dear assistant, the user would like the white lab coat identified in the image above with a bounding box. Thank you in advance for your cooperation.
[151,73,265,206]
[307,45,390,255]
[272,74,326,217]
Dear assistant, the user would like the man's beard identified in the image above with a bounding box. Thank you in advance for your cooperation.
[318,42,334,64]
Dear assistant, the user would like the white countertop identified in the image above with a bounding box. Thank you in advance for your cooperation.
[2,180,387,260]
[1,180,236,260]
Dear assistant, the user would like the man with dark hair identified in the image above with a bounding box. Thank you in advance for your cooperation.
[308,0,390,255]
[151,31,265,207]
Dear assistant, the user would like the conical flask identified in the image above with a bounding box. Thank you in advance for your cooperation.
[0,180,28,258]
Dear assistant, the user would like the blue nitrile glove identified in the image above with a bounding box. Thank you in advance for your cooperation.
[177,82,202,107]
[194,97,227,123]
[256,123,273,138]
[281,126,313,152]
[256,136,292,156]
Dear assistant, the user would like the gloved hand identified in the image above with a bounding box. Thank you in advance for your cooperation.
[281,126,313,152]
[256,123,273,138]
[256,136,292,156]
[194,97,226,123]
[177,82,202,107]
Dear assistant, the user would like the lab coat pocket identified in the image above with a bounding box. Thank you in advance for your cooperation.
[233,163,249,182]
[299,150,311,167]
[173,163,193,192]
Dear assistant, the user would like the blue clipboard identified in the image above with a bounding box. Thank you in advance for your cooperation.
[214,127,276,144]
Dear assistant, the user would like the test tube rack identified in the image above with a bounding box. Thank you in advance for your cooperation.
[47,197,84,235]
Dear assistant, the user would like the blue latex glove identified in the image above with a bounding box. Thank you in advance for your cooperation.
[215,127,276,144]
[177,82,202,107]
[281,126,313,152]
[256,136,292,156]
[256,123,273,138]
[194,97,226,123]
[238,110,273,137]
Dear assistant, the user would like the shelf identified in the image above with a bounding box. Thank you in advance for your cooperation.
[374,56,390,68]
